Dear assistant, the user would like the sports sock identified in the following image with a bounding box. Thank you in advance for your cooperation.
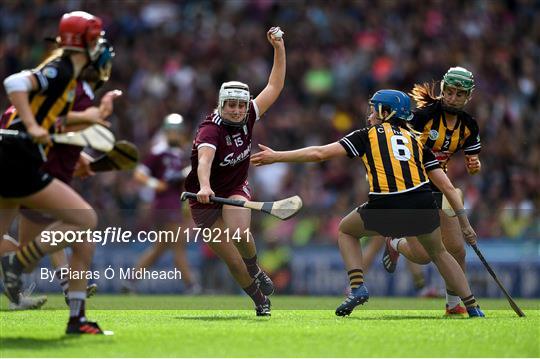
[243,280,265,306]
[390,237,405,252]
[461,294,478,308]
[68,291,87,324]
[14,239,45,271]
[242,255,260,278]
[54,266,70,296]
[348,269,364,289]
[447,289,462,308]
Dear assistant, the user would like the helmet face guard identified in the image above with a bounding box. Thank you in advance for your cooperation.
[440,66,475,113]
[92,38,114,82]
[218,81,250,127]
[369,89,413,122]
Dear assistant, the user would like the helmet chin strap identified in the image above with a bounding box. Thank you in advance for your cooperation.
[378,104,396,122]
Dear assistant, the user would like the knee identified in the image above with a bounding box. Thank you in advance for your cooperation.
[422,241,447,260]
[416,257,432,265]
[447,245,466,266]
[338,219,353,236]
[72,209,98,230]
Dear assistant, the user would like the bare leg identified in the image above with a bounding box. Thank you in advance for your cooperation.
[334,210,377,316]
[395,237,432,265]
[221,195,273,296]
[17,214,69,269]
[222,195,256,259]
[440,213,466,270]
[362,236,385,272]
[171,241,194,285]
[206,217,253,288]
[16,179,97,293]
[417,228,474,300]
[135,241,168,270]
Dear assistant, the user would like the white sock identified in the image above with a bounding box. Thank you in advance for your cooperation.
[446,292,461,308]
[390,237,405,252]
[54,266,70,294]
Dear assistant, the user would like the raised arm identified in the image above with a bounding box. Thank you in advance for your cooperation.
[253,27,286,117]
[251,142,347,166]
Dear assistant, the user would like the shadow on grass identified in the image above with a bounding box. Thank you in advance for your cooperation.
[341,315,449,321]
[0,335,81,350]
[174,315,264,321]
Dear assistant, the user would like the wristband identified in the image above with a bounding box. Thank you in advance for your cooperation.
[455,209,466,216]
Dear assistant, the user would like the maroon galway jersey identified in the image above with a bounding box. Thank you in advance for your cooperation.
[140,143,190,210]
[184,100,260,197]
[41,81,94,184]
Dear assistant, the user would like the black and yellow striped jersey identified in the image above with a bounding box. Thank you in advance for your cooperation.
[339,122,440,195]
[4,56,77,133]
[412,100,481,170]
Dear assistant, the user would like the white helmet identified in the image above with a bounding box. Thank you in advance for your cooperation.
[162,113,185,131]
[218,81,250,127]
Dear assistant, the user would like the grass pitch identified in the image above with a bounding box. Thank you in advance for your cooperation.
[1,295,538,357]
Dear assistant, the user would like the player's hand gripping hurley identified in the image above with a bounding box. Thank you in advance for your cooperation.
[181,192,302,220]
[0,124,115,152]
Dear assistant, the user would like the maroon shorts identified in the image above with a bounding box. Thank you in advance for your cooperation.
[188,181,252,229]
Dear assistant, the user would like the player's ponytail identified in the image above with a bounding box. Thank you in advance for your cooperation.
[409,82,439,109]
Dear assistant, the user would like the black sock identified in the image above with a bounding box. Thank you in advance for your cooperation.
[461,294,478,308]
[68,292,87,324]
[243,280,265,306]
[14,240,44,271]
[242,255,260,278]
[348,269,364,289]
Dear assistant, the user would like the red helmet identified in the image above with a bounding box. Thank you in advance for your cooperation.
[58,11,103,58]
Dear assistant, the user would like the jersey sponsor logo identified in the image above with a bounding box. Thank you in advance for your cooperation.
[43,67,58,78]
[219,144,251,167]
[429,129,439,140]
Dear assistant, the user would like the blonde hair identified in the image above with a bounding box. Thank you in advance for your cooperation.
[35,48,65,70]
[409,81,440,109]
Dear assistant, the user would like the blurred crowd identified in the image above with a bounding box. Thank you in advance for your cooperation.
[1,0,539,247]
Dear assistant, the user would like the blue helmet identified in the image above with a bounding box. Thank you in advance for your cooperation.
[369,89,413,121]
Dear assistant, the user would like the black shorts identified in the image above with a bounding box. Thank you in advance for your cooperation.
[432,191,443,209]
[428,181,444,209]
[0,140,53,198]
[357,186,440,237]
